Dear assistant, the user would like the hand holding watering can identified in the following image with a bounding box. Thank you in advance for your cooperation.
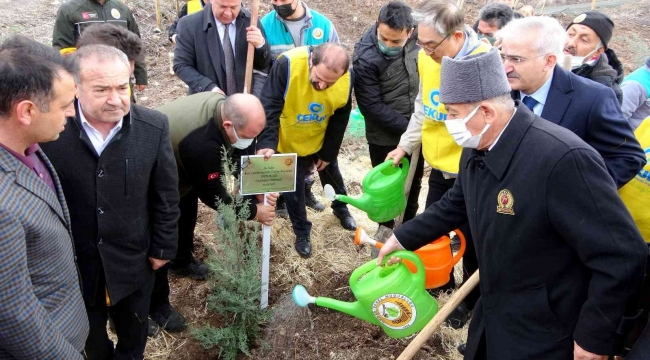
[357,228,466,289]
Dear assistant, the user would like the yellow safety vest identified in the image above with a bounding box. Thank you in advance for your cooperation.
[187,0,203,15]
[419,42,492,175]
[277,47,351,156]
[619,117,650,242]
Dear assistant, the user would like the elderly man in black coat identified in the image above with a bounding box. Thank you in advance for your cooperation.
[41,45,179,360]
[377,49,647,360]
[173,0,271,96]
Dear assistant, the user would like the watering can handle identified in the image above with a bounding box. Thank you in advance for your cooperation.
[367,159,410,184]
[378,250,427,289]
[349,259,381,295]
[451,229,466,267]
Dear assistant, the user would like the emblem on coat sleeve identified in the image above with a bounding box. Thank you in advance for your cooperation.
[496,189,515,215]
[111,8,121,19]
[207,172,220,180]
[312,28,324,40]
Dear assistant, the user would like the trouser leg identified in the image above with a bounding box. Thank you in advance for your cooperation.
[84,270,114,360]
[315,156,349,213]
[111,277,155,360]
[149,265,170,314]
[426,170,458,291]
[175,190,198,266]
[284,157,310,238]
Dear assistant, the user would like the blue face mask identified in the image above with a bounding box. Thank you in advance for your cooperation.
[377,34,406,57]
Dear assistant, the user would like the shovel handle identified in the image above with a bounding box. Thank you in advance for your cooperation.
[397,270,480,360]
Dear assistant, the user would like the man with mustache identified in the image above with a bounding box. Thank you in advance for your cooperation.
[257,43,357,258]
[563,11,624,104]
[41,45,180,360]
[499,16,644,188]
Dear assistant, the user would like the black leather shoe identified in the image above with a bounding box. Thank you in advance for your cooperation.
[295,237,312,258]
[305,188,325,212]
[445,301,471,329]
[150,304,187,332]
[334,210,357,230]
[170,257,209,280]
[275,201,289,219]
[457,343,466,355]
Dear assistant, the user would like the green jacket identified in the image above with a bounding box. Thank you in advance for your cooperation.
[52,0,147,85]
[156,92,259,220]
[157,92,227,196]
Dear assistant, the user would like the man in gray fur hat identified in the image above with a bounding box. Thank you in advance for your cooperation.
[377,49,647,360]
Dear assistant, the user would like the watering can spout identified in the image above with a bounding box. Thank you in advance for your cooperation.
[336,194,372,213]
[315,297,381,326]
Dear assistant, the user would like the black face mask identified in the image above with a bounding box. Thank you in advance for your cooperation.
[273,0,297,19]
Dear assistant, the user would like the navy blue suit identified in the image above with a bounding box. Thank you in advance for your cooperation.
[513,65,646,188]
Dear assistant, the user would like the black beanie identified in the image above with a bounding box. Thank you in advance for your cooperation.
[566,11,614,48]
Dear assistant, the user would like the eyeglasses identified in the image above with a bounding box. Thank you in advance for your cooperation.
[416,33,450,54]
[500,53,546,64]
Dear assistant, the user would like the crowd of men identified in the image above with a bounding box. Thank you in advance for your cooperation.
[0,0,649,359]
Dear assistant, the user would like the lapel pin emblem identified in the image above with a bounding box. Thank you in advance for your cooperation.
[496,189,515,215]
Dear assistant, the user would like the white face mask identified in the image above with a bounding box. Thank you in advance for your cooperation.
[232,127,255,149]
[444,106,490,149]
[570,46,599,70]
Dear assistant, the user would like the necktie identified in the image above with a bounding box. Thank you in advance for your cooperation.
[222,24,236,95]
[522,96,538,112]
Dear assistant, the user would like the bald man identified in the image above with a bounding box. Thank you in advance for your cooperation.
[151,92,278,330]
[257,43,357,258]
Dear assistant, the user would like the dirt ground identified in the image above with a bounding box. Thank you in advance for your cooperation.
[1,0,649,359]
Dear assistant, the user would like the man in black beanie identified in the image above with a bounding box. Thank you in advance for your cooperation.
[564,11,624,104]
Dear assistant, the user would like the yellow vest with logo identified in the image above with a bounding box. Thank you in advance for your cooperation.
[619,116,650,242]
[187,0,203,15]
[277,47,351,156]
[419,42,492,175]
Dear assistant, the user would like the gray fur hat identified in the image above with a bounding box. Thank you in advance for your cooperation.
[440,48,511,104]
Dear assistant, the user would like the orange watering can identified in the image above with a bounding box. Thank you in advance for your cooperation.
[355,227,466,289]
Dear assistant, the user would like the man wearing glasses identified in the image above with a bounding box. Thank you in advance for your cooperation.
[386,0,491,329]
[499,16,644,188]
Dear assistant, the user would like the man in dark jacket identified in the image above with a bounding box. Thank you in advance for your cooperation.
[352,1,423,229]
[257,43,356,258]
[41,45,179,360]
[169,0,205,44]
[151,92,277,323]
[52,0,147,92]
[173,0,271,96]
[378,49,648,360]
[501,16,644,188]
[564,11,624,104]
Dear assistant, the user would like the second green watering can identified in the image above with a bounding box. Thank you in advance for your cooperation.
[324,159,409,223]
[292,250,438,339]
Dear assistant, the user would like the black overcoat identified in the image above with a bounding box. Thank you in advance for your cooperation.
[41,103,180,306]
[394,103,647,359]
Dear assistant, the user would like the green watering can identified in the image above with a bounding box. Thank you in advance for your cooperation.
[324,159,409,223]
[292,250,438,339]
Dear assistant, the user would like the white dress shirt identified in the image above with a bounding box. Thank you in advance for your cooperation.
[79,103,123,156]
[215,17,237,57]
